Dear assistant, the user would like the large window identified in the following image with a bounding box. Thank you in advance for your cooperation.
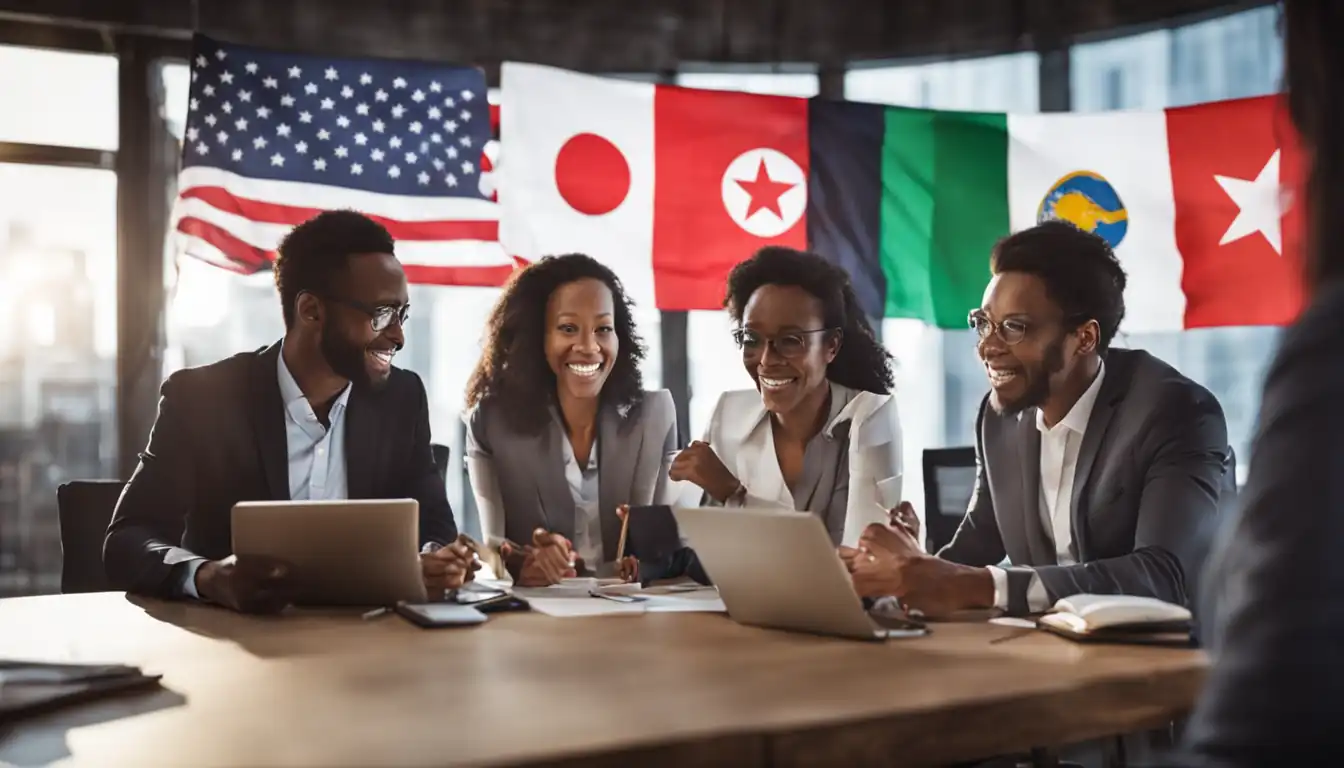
[0,46,119,596]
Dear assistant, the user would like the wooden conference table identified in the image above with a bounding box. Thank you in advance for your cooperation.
[0,592,1205,767]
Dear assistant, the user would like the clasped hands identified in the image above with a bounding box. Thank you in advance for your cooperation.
[196,534,482,614]
[839,502,993,617]
[502,523,640,587]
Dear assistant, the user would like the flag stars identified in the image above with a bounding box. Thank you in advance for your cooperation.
[288,66,302,78]
[388,165,402,179]
[295,141,309,154]
[255,106,271,119]
[371,148,385,162]
[354,132,368,146]
[430,133,442,144]
[203,114,217,127]
[405,152,418,164]
[305,82,319,95]
[432,158,445,171]
[187,126,200,142]
[314,157,327,171]
[460,89,474,101]
[444,120,458,133]
[317,128,331,140]
[356,103,370,116]
[215,49,227,61]
[190,98,200,112]
[235,86,250,101]
[336,115,351,128]
[341,85,354,99]
[203,85,216,97]
[428,107,442,120]
[360,73,373,85]
[253,136,268,149]
[461,160,475,174]
[430,81,442,93]
[263,76,278,89]
[375,89,389,102]
[220,71,234,85]
[372,119,386,133]
[410,121,424,134]
[444,96,455,108]
[221,102,233,115]
[420,141,429,154]
[216,130,229,144]
[460,109,472,121]
[270,153,285,167]
[245,62,259,74]
[393,77,407,88]
[196,142,209,154]
[325,67,339,81]
[280,94,296,107]
[446,146,459,160]
[234,117,248,131]
[335,146,349,158]
[445,173,458,187]
[276,123,292,137]
[320,98,335,110]
[412,89,426,103]
[459,136,473,148]
[392,104,406,119]
[418,171,430,185]
[195,55,207,68]
[351,163,364,175]
[231,148,243,161]
[389,136,403,149]
[299,111,313,124]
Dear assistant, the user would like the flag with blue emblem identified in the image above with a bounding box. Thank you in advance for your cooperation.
[171,34,516,286]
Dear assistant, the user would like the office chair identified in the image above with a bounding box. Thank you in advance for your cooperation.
[921,446,977,554]
[430,443,450,486]
[56,480,125,593]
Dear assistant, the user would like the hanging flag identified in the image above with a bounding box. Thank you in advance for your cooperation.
[171,34,517,287]
[501,62,1304,331]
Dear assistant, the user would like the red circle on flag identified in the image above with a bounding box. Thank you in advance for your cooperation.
[555,133,630,216]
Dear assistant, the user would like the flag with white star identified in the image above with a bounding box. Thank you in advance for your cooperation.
[172,34,515,286]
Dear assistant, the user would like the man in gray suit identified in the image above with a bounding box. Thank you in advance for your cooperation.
[846,221,1235,617]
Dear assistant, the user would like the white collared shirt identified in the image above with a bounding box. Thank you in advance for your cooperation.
[559,435,604,572]
[989,363,1105,612]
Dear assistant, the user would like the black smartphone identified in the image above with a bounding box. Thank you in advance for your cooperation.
[394,602,489,629]
[456,591,530,613]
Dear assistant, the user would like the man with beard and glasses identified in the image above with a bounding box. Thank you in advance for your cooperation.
[104,210,474,613]
[844,220,1236,618]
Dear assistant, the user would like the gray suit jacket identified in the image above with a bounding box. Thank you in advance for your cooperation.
[463,390,678,565]
[939,348,1235,616]
[1180,285,1344,765]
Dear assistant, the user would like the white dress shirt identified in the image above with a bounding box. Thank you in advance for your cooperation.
[177,344,352,598]
[988,363,1105,612]
[559,435,605,573]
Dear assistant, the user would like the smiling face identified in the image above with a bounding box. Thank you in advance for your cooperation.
[739,283,839,416]
[545,278,618,402]
[315,252,408,390]
[976,271,1089,416]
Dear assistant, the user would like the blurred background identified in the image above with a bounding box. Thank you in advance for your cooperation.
[0,1,1280,596]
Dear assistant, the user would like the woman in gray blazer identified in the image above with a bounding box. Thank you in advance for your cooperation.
[462,254,680,586]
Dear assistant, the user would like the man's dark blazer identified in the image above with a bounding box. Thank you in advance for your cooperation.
[939,347,1236,616]
[104,341,457,598]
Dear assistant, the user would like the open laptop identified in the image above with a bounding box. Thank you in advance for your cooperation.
[672,506,927,642]
[231,499,427,606]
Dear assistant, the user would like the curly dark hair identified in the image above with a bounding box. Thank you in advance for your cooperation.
[724,246,894,395]
[464,253,647,432]
[273,209,395,328]
[990,220,1128,353]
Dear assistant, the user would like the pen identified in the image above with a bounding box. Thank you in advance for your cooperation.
[615,507,631,563]
[361,606,388,620]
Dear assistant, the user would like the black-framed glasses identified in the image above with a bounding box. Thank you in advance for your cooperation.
[731,328,838,358]
[968,309,1085,346]
[322,294,410,332]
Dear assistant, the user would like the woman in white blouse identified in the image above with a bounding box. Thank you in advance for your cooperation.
[671,246,903,548]
[462,254,679,586]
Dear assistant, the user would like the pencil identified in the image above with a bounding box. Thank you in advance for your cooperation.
[615,507,631,562]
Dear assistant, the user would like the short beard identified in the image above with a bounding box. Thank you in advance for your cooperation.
[990,336,1065,417]
[319,317,379,390]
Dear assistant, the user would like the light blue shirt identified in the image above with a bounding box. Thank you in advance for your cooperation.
[178,345,352,598]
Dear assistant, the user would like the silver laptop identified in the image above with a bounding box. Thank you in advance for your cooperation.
[672,506,927,642]
[231,499,427,606]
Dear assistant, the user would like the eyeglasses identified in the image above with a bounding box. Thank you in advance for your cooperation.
[323,295,410,333]
[968,310,1085,346]
[731,328,837,358]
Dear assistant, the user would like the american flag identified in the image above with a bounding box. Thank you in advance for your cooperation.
[171,34,516,286]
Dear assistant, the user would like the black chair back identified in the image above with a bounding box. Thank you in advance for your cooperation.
[56,480,124,594]
[921,447,977,554]
[430,443,450,486]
